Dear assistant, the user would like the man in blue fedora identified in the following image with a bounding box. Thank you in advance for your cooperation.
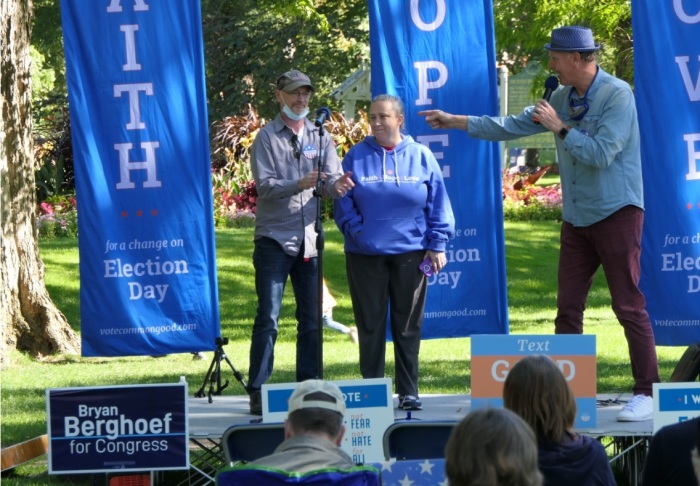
[419,26,660,422]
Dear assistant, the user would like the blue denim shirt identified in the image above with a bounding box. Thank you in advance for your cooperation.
[468,68,644,227]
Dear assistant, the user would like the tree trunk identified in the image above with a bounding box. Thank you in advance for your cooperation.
[1,0,80,365]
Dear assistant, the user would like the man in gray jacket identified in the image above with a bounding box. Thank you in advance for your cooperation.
[249,379,355,472]
[247,70,354,415]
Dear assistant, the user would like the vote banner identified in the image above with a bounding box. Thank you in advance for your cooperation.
[632,2,700,344]
[47,384,189,474]
[61,0,220,355]
[471,335,597,428]
[368,0,508,338]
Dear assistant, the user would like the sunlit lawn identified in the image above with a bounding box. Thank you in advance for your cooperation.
[0,221,687,484]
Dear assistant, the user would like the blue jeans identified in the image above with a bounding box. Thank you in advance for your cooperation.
[247,237,319,392]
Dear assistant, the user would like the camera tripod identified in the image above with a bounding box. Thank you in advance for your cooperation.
[195,337,248,403]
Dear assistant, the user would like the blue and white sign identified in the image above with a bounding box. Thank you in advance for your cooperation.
[652,382,700,433]
[368,0,508,338]
[262,378,394,463]
[47,384,189,474]
[60,0,220,356]
[632,1,700,344]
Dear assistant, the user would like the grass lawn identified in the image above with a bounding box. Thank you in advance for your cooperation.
[1,221,687,484]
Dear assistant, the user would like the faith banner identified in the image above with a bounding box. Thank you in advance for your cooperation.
[61,0,220,356]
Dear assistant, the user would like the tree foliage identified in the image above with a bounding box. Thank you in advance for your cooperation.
[202,0,369,120]
[493,0,633,88]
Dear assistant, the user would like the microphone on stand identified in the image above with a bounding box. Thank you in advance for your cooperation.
[533,76,559,124]
[314,107,332,127]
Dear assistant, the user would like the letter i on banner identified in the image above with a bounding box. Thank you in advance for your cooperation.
[61,0,220,356]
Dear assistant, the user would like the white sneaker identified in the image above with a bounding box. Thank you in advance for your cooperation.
[617,394,653,422]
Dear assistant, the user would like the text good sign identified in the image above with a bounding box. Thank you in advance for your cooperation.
[471,334,597,428]
[47,383,188,474]
[263,378,394,464]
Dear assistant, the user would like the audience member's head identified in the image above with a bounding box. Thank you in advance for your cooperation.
[694,419,700,482]
[445,407,543,486]
[285,379,346,445]
[503,355,576,443]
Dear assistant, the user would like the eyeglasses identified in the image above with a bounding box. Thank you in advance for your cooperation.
[285,90,312,99]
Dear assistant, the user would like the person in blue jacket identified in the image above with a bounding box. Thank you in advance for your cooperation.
[504,355,616,486]
[334,94,455,411]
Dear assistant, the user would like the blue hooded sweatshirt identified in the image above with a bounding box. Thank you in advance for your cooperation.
[334,135,455,255]
[538,433,616,486]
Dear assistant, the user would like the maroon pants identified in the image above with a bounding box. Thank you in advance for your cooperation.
[555,205,660,396]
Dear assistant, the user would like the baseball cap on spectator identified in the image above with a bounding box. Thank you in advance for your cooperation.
[288,379,346,415]
[277,70,315,93]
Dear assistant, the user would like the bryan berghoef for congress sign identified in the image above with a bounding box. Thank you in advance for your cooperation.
[46,384,189,474]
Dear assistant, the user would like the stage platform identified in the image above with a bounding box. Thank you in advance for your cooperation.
[181,392,652,486]
[188,392,652,438]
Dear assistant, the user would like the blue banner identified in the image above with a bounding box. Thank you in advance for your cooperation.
[632,2,700,344]
[368,0,508,338]
[47,384,189,473]
[61,0,220,356]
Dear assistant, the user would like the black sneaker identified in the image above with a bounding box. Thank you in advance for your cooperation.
[249,391,262,416]
[398,395,423,411]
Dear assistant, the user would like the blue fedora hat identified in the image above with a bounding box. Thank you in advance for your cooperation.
[544,26,601,52]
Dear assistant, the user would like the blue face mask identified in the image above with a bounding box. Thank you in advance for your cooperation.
[282,104,309,121]
[568,66,599,121]
[568,91,589,121]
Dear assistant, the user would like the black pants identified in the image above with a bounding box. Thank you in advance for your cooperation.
[345,250,427,397]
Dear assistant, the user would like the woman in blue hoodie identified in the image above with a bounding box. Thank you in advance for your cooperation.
[503,355,616,486]
[334,94,455,411]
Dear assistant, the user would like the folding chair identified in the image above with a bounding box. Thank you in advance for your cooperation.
[216,464,380,485]
[221,422,286,464]
[382,420,456,460]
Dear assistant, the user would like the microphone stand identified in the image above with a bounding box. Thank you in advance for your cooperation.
[314,121,326,379]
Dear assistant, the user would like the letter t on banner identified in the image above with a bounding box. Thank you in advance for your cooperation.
[368,0,509,338]
[61,0,220,356]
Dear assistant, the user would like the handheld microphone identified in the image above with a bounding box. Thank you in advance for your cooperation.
[533,76,559,124]
[314,107,332,127]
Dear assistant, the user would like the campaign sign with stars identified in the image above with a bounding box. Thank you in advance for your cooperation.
[61,0,219,356]
[471,334,597,428]
[262,378,394,463]
[652,382,700,433]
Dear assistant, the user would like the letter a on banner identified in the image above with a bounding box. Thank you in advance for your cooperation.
[633,1,700,344]
[368,0,509,338]
[61,0,220,356]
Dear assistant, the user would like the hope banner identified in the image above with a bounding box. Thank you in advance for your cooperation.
[368,0,508,338]
[632,2,700,344]
[61,0,220,356]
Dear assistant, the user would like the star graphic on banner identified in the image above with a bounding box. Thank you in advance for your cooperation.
[379,459,396,472]
[419,459,435,474]
[399,473,414,486]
